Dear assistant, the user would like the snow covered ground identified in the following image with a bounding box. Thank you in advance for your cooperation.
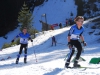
[0,0,77,48]
[0,27,20,49]
[33,0,77,31]
[0,18,100,75]
[0,0,100,75]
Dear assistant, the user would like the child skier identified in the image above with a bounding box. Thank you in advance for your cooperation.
[11,27,33,64]
[65,16,87,68]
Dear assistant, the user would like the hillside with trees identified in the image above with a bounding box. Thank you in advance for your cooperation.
[0,0,100,37]
[0,0,44,37]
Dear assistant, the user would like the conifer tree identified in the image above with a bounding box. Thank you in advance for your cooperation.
[18,2,33,32]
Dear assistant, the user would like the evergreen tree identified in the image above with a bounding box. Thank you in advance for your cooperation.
[75,0,84,16]
[18,2,33,32]
[93,4,98,16]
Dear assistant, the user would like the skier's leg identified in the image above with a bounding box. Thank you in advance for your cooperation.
[55,41,56,46]
[52,41,53,46]
[24,44,28,63]
[24,44,27,54]
[16,54,20,64]
[19,44,23,54]
[73,41,82,67]
[16,44,23,64]
[65,47,75,68]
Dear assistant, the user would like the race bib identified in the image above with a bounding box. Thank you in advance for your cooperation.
[20,38,28,44]
[70,34,79,39]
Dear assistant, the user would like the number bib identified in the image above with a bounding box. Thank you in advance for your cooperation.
[20,38,28,44]
[70,34,79,40]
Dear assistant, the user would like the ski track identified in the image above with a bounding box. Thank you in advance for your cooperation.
[0,25,100,75]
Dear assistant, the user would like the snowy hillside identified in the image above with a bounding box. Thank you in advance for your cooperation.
[0,27,20,49]
[0,0,77,48]
[33,0,77,31]
[0,0,100,74]
[0,17,100,75]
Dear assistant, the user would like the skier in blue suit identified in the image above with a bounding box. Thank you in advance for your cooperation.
[12,27,33,64]
[65,16,87,68]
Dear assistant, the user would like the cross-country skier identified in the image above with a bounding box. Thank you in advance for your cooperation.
[65,16,87,68]
[11,27,33,64]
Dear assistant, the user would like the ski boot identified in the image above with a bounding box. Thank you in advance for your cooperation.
[24,58,27,64]
[24,54,27,63]
[16,58,19,64]
[73,60,80,67]
[65,62,71,68]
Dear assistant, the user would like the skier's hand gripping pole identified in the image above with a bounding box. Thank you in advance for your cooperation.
[81,41,87,53]
[67,42,72,49]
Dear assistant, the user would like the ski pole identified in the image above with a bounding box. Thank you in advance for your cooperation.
[32,42,37,62]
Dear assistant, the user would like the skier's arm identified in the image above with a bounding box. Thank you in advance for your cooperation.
[11,34,20,42]
[80,35,84,42]
[67,27,73,48]
[79,31,85,42]
[14,34,20,40]
[67,36,71,42]
[67,27,74,42]
[28,35,33,42]
[80,35,87,46]
[67,36,72,48]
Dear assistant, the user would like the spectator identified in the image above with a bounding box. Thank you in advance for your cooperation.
[52,36,56,46]
[66,19,69,26]
[50,26,54,30]
[59,23,62,28]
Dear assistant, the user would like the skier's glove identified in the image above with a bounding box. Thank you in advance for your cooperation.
[11,39,14,43]
[31,40,33,42]
[67,42,72,48]
[82,41,87,46]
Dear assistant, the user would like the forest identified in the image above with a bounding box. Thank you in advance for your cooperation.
[0,0,44,37]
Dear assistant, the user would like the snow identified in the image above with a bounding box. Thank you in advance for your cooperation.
[0,19,100,75]
[0,0,100,75]
[33,0,77,31]
[0,27,20,49]
[0,0,77,49]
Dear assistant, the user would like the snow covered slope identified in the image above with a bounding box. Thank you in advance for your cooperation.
[0,0,77,48]
[33,0,77,31]
[0,0,100,74]
[0,27,20,49]
[0,18,100,75]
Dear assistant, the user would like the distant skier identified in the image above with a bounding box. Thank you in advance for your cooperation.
[59,23,62,28]
[65,16,87,68]
[52,36,56,46]
[11,27,33,64]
